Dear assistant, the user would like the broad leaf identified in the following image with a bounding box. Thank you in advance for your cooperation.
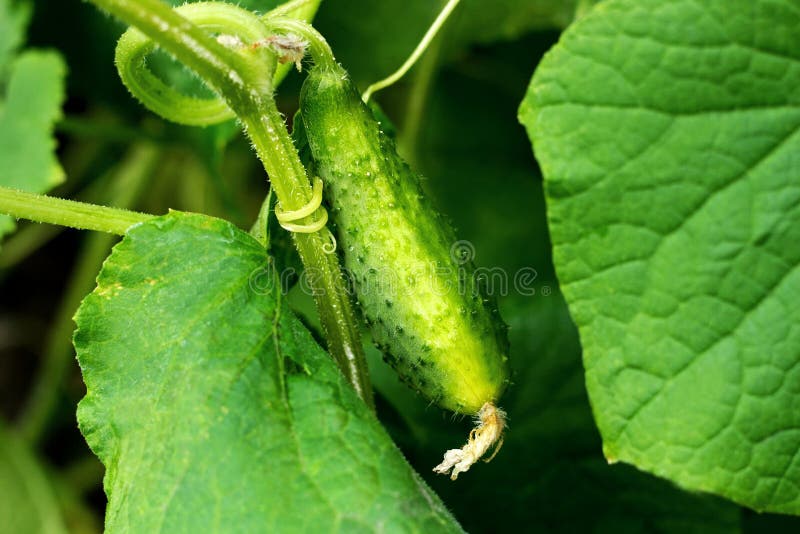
[0,424,67,534]
[521,0,800,513]
[74,212,461,532]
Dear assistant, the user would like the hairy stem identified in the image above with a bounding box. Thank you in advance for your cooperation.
[260,17,337,71]
[91,0,374,408]
[242,98,373,407]
[0,186,153,235]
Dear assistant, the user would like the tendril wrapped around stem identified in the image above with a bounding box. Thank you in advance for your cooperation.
[97,0,374,408]
[274,177,337,253]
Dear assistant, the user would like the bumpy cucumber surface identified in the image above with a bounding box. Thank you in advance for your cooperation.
[299,64,509,414]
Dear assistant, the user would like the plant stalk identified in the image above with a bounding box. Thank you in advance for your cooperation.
[0,186,153,235]
[88,0,374,408]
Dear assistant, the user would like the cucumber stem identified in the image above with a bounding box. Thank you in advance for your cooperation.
[260,17,337,71]
[262,0,323,86]
[90,0,374,409]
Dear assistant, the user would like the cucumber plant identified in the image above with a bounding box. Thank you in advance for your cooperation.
[2,0,799,530]
[4,0,510,482]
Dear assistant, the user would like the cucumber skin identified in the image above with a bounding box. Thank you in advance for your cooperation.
[300,64,509,414]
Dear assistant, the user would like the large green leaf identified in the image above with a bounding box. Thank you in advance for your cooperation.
[521,0,800,514]
[0,0,66,241]
[0,424,67,534]
[74,212,461,532]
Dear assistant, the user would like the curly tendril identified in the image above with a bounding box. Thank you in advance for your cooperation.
[274,177,337,253]
[115,2,335,126]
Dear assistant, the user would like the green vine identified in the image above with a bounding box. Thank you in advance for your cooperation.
[89,0,374,408]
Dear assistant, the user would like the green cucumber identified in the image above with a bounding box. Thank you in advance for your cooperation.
[299,63,510,418]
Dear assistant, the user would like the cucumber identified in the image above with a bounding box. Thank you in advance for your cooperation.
[299,64,510,419]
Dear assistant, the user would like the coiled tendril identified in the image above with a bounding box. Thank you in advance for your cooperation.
[274,177,337,252]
